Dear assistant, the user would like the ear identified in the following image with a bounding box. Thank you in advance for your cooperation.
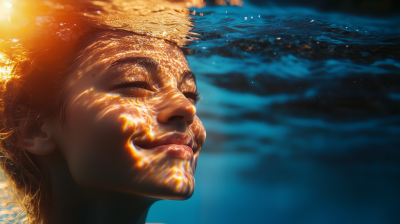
[20,118,57,156]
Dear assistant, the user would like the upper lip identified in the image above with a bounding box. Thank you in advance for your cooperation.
[136,133,194,149]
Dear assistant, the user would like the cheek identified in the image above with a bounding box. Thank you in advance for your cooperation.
[192,117,206,152]
[67,94,136,144]
[61,93,155,186]
[119,102,156,146]
[190,117,206,171]
[68,92,154,139]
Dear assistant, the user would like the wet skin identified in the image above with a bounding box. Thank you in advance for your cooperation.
[31,32,206,223]
[55,31,206,198]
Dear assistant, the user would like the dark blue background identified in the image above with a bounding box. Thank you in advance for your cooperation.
[148,1,400,223]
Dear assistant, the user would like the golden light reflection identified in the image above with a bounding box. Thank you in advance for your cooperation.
[62,32,206,196]
[0,52,17,84]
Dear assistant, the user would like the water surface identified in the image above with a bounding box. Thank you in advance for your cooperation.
[148,2,400,224]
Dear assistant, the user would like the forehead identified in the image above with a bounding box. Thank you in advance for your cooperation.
[74,31,189,79]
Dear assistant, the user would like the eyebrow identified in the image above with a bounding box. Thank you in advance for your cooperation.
[108,57,160,75]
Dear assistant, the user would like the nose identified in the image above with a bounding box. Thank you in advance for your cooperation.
[157,92,196,125]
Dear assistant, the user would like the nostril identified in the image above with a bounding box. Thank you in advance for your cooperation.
[168,115,184,122]
[158,98,196,124]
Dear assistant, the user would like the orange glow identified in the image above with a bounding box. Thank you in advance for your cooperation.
[215,0,243,6]
[228,0,243,6]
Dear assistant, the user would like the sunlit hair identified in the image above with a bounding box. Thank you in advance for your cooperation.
[0,0,202,222]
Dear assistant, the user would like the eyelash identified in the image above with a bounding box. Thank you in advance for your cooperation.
[115,81,200,104]
[184,92,201,104]
[114,81,152,91]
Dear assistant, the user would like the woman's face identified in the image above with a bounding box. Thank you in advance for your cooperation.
[51,32,206,199]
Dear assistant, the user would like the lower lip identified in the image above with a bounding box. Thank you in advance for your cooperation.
[146,144,193,159]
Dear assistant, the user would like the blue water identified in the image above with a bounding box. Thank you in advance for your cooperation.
[148,2,400,224]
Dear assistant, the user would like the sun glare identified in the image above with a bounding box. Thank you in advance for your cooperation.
[4,2,12,8]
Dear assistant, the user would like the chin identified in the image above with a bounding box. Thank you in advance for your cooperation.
[163,172,196,200]
[148,172,196,200]
[135,153,198,200]
[158,187,195,200]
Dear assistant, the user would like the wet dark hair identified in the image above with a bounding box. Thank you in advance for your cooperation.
[0,22,109,222]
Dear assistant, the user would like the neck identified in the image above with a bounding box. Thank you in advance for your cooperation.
[38,151,157,224]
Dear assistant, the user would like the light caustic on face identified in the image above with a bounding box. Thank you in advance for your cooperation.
[57,32,206,199]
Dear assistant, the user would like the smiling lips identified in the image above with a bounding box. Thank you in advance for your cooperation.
[138,134,194,159]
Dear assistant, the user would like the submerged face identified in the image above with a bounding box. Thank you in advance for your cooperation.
[52,32,206,199]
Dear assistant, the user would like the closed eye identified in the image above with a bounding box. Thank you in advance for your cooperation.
[114,81,152,91]
[183,92,200,104]
[113,81,154,97]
